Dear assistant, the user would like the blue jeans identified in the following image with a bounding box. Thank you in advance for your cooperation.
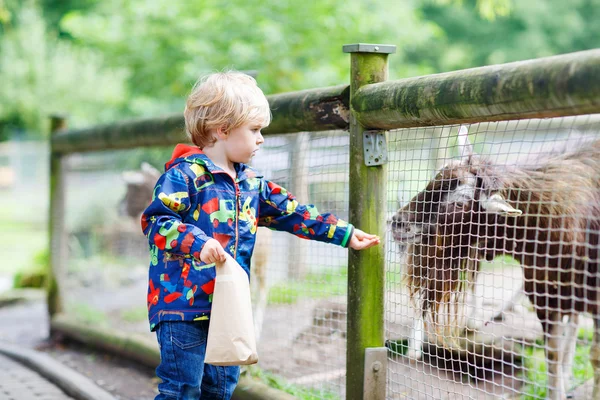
[155,321,240,399]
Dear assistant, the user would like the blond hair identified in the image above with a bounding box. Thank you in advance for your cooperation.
[184,71,271,148]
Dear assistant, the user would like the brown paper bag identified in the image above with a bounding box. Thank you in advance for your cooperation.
[205,254,258,366]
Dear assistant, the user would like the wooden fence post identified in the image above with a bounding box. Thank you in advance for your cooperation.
[288,132,310,280]
[343,43,395,400]
[48,115,68,320]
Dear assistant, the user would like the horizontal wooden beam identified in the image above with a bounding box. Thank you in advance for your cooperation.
[51,49,600,153]
[265,84,349,135]
[352,49,600,129]
[51,85,350,154]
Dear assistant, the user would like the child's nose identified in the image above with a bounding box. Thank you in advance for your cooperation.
[257,132,264,144]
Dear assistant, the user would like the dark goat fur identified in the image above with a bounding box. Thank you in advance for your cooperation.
[392,139,600,330]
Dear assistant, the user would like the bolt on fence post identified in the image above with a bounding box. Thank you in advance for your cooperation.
[48,115,68,320]
[343,43,396,400]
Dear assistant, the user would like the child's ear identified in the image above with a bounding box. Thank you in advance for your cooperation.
[215,125,229,140]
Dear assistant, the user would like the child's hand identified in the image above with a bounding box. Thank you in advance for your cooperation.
[200,239,227,264]
[349,228,380,250]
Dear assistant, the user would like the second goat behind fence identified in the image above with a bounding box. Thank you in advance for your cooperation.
[391,127,600,400]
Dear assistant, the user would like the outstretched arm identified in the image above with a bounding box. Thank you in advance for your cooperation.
[348,228,380,250]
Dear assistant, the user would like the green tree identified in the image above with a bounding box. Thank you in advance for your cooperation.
[0,3,128,139]
[58,0,438,102]
[408,0,600,73]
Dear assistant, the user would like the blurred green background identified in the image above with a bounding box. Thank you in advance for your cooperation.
[1,2,598,396]
[0,0,599,285]
[1,0,599,140]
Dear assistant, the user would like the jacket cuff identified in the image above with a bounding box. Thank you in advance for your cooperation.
[340,224,354,248]
[190,235,210,260]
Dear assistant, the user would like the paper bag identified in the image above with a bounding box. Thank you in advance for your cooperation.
[205,254,258,366]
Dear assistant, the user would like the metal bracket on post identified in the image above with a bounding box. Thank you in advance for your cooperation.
[363,130,388,166]
[363,347,387,400]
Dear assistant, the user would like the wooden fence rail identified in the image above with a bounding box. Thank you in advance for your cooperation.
[48,45,600,400]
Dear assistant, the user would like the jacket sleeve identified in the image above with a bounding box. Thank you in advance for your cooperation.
[257,179,354,247]
[141,166,212,259]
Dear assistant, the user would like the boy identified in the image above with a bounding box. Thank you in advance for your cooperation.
[141,71,380,399]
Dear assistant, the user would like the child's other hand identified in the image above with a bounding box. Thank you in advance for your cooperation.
[200,239,227,264]
[349,228,380,250]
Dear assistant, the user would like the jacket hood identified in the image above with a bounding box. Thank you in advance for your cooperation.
[165,144,204,170]
[165,143,261,182]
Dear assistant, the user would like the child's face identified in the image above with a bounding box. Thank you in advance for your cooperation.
[224,121,265,164]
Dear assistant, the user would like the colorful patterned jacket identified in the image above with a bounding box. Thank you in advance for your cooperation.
[142,144,354,331]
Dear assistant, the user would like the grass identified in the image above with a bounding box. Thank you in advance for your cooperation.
[386,339,409,356]
[0,217,47,276]
[66,302,109,326]
[0,189,47,277]
[521,345,548,399]
[521,328,594,399]
[244,365,340,400]
[267,267,347,305]
[121,305,148,323]
[12,248,48,288]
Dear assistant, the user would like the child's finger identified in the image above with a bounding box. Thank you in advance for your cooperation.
[355,229,379,240]
[358,235,380,243]
[350,236,378,250]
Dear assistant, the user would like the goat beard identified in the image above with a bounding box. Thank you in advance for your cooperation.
[405,240,481,350]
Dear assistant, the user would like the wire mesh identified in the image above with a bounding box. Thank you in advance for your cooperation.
[386,115,600,399]
[60,130,350,399]
[56,113,600,400]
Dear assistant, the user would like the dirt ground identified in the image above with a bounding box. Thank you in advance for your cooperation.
[1,285,595,400]
[0,297,159,400]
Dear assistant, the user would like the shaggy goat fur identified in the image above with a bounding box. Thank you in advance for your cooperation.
[392,136,600,399]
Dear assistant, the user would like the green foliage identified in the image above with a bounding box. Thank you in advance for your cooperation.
[412,0,600,73]
[521,328,594,399]
[0,0,19,29]
[67,302,108,326]
[433,0,511,20]
[386,339,409,356]
[521,345,548,399]
[572,344,594,386]
[0,1,128,139]
[58,0,439,100]
[13,248,48,289]
[37,0,99,37]
[2,0,598,142]
[267,268,347,305]
[244,365,340,399]
[120,305,148,323]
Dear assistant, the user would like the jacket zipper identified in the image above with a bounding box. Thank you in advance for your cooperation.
[234,181,240,258]
[212,170,240,258]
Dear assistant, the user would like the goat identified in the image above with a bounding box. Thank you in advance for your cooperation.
[391,127,594,399]
[121,162,272,342]
[121,162,162,218]
[400,131,527,362]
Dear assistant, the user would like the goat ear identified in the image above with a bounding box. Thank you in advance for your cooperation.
[480,193,522,217]
[122,171,145,184]
[141,162,161,179]
[457,125,474,163]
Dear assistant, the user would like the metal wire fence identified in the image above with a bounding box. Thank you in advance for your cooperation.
[60,130,351,399]
[47,48,600,400]
[56,117,600,399]
[385,115,600,399]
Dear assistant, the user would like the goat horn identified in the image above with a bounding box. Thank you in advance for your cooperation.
[480,193,522,217]
[457,125,474,162]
